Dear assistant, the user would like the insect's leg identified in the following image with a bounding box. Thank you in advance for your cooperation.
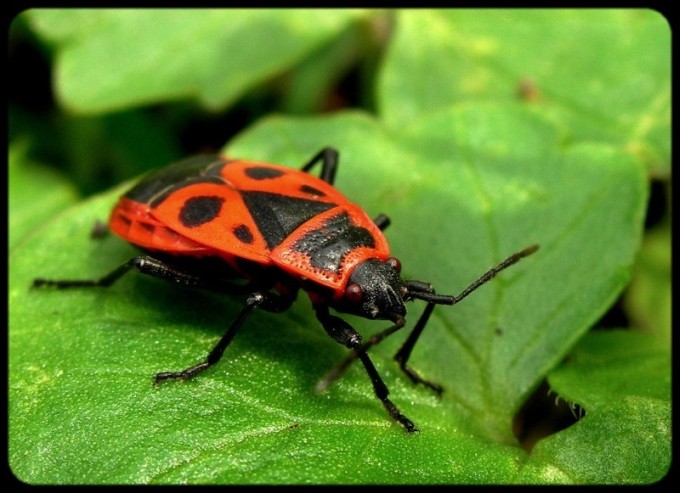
[393,244,540,391]
[393,301,443,394]
[33,255,253,295]
[372,213,391,231]
[319,287,443,395]
[314,304,417,433]
[154,290,295,382]
[33,256,152,289]
[317,304,442,395]
[154,291,275,383]
[315,318,404,393]
[300,147,339,185]
[320,246,540,395]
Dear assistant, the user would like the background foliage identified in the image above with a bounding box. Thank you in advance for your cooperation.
[9,9,670,484]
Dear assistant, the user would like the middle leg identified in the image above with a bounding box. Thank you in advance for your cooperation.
[154,290,296,384]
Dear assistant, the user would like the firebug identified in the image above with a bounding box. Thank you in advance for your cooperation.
[33,147,538,432]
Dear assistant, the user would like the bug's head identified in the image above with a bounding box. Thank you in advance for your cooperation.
[338,257,407,322]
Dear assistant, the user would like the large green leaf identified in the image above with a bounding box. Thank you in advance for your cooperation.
[24,9,365,113]
[10,109,649,483]
[518,331,671,483]
[379,9,670,174]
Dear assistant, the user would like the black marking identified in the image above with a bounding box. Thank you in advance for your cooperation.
[299,184,326,197]
[125,155,227,206]
[242,191,336,249]
[140,222,156,233]
[293,212,375,273]
[179,196,225,228]
[149,176,226,209]
[233,224,254,244]
[245,166,285,180]
[117,214,132,226]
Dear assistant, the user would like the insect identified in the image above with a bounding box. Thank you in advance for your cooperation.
[33,147,538,432]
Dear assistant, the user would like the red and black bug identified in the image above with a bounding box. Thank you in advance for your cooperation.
[33,147,538,432]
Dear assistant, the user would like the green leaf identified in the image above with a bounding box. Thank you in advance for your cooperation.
[624,221,671,342]
[517,331,670,483]
[9,140,79,250]
[24,9,366,114]
[379,9,671,173]
[56,111,183,193]
[280,19,369,114]
[10,108,647,483]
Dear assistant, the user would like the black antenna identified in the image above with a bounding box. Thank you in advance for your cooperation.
[408,244,539,305]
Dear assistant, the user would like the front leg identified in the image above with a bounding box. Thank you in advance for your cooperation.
[314,304,418,433]
[315,300,443,395]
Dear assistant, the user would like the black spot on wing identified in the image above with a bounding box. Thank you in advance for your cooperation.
[179,196,225,228]
[245,166,285,180]
[299,184,326,197]
[292,212,375,273]
[241,191,336,249]
[148,176,226,208]
[233,224,254,244]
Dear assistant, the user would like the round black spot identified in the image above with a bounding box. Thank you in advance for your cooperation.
[179,196,224,228]
[244,166,285,180]
[299,184,326,197]
[233,224,254,244]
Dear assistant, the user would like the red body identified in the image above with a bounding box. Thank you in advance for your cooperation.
[109,156,390,294]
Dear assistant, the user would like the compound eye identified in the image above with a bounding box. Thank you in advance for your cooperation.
[386,257,401,273]
[344,282,364,304]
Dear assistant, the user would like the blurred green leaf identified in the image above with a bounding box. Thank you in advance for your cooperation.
[58,111,183,193]
[25,9,367,114]
[624,221,671,342]
[9,141,79,250]
[280,20,366,114]
[518,331,670,483]
[379,9,670,173]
